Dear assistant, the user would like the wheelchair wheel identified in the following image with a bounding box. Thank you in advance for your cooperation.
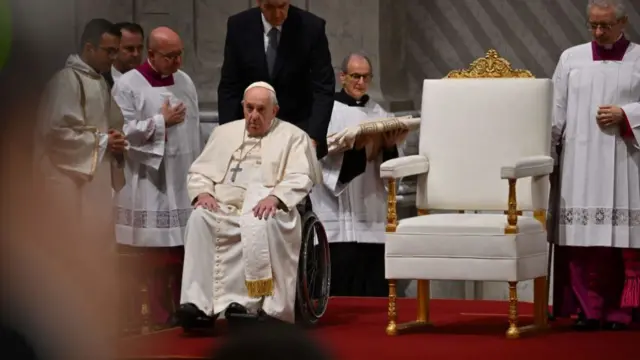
[295,210,331,327]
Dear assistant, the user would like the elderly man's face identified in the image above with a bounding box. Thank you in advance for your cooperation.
[340,56,372,100]
[258,0,290,27]
[243,87,279,136]
[115,29,144,72]
[588,5,626,46]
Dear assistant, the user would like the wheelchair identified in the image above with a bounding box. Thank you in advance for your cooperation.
[294,196,331,326]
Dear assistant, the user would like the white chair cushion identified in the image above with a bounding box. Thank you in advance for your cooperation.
[385,213,547,282]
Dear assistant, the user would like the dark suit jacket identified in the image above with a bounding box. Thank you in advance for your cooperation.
[217,6,335,158]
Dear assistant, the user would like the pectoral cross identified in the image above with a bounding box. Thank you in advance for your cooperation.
[230,162,243,182]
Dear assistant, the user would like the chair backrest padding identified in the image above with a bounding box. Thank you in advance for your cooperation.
[416,78,552,211]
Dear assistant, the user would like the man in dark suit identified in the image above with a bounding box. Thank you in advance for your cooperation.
[218,0,335,158]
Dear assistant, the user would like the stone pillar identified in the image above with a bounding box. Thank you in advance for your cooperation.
[191,1,252,105]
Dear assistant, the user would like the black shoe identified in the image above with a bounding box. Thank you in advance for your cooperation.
[256,309,286,324]
[572,317,600,331]
[225,303,260,330]
[176,303,215,333]
[603,322,628,331]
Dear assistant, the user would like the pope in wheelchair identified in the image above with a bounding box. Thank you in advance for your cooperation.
[177,82,329,332]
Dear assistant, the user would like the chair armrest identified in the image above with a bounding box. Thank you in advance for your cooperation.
[500,155,554,179]
[380,155,429,179]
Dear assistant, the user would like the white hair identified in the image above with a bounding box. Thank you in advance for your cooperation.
[268,91,279,106]
[587,0,626,19]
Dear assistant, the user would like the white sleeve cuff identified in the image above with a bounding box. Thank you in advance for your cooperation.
[97,132,109,163]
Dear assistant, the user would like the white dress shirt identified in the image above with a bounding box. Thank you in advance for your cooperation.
[261,14,282,53]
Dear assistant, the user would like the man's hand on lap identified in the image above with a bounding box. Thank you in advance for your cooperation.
[253,195,280,220]
[194,193,219,211]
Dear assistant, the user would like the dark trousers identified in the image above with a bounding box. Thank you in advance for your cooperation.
[329,242,388,297]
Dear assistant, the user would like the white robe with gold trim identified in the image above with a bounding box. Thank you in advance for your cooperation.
[35,54,125,243]
[180,119,320,323]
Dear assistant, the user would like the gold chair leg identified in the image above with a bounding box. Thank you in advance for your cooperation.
[386,280,398,335]
[506,281,519,339]
[533,276,548,327]
[416,280,430,323]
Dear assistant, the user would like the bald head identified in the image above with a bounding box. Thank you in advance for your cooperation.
[147,27,183,75]
[148,27,181,50]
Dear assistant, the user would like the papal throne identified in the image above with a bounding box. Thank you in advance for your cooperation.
[380,50,553,338]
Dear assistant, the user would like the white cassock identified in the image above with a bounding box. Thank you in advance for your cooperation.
[310,100,398,244]
[35,54,125,241]
[110,65,123,84]
[180,118,321,323]
[553,41,640,248]
[112,64,201,247]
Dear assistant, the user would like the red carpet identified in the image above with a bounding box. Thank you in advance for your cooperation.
[118,297,637,360]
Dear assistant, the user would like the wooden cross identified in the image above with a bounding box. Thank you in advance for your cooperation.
[229,162,243,182]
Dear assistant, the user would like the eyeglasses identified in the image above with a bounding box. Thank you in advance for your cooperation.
[347,73,373,83]
[587,21,620,31]
[154,50,184,61]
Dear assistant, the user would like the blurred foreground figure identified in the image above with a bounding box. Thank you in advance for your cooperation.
[112,26,201,327]
[212,322,332,360]
[178,82,320,332]
[551,0,640,330]
[35,18,126,249]
[2,10,120,360]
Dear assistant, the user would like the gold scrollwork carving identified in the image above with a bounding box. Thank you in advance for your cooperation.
[359,118,403,136]
[386,280,398,335]
[505,179,519,234]
[386,179,398,232]
[506,281,520,339]
[446,49,534,79]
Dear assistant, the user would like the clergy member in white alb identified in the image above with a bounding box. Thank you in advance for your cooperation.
[111,26,201,326]
[103,22,144,90]
[177,81,320,332]
[551,0,640,331]
[36,18,126,244]
[310,52,407,297]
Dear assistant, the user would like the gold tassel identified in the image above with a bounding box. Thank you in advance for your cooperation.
[245,278,274,298]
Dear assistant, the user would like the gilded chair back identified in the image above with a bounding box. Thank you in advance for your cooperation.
[415,50,552,212]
